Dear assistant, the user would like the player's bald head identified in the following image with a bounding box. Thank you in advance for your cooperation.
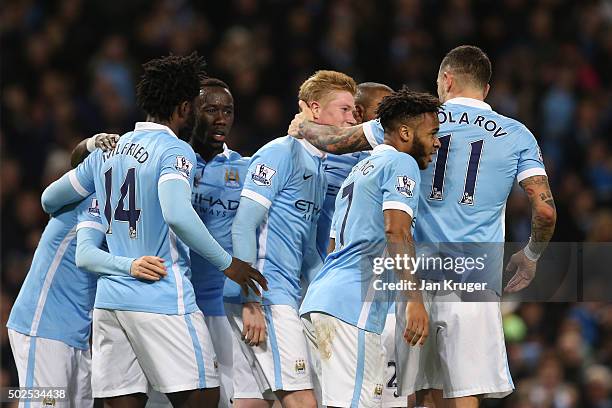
[354,82,393,123]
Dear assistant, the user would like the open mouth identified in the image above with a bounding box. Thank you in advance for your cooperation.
[211,131,226,142]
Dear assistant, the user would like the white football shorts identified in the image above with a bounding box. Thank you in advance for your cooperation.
[395,289,514,399]
[92,309,219,398]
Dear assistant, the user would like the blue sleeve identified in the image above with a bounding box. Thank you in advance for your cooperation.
[73,151,98,194]
[516,126,547,183]
[41,170,90,214]
[158,178,232,271]
[158,142,197,187]
[363,119,384,148]
[381,155,420,219]
[75,197,134,276]
[240,143,293,209]
[231,196,268,303]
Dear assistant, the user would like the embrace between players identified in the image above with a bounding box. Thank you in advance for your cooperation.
[8,45,556,408]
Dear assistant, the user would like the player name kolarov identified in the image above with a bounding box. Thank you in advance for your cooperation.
[373,279,488,293]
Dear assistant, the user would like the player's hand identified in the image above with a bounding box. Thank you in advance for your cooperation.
[242,302,267,346]
[287,100,314,138]
[130,256,167,281]
[94,133,119,151]
[404,301,429,346]
[224,258,268,296]
[504,250,537,293]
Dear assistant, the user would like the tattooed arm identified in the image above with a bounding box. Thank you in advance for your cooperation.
[297,121,372,154]
[521,175,557,254]
[504,175,557,292]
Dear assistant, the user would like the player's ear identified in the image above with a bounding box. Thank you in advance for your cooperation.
[310,101,321,120]
[399,124,413,144]
[443,71,452,93]
[353,104,364,124]
[176,100,192,120]
[483,83,490,99]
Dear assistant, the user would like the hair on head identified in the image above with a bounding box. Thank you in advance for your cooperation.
[136,52,207,121]
[376,87,440,130]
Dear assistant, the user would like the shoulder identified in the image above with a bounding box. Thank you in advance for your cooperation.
[490,110,534,137]
[253,136,295,158]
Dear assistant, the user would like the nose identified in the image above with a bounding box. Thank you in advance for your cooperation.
[433,136,442,150]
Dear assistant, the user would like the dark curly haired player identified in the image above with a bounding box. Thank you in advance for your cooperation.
[40,53,267,408]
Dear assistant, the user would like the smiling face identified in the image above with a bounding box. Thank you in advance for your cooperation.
[312,90,356,127]
[193,86,234,150]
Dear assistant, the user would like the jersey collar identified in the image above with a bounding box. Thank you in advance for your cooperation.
[134,122,178,138]
[297,138,326,159]
[195,144,233,165]
[444,97,492,111]
[372,144,397,154]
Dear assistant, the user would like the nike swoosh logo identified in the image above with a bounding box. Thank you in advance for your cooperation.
[303,174,313,180]
[324,165,340,171]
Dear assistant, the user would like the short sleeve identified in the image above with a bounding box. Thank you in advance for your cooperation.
[363,119,384,149]
[516,126,547,182]
[381,155,420,219]
[75,195,106,233]
[158,142,197,190]
[73,152,98,196]
[240,143,293,209]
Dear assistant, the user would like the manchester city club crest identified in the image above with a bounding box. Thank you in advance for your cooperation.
[225,168,241,187]
[294,358,306,375]
[374,384,383,399]
[395,176,416,198]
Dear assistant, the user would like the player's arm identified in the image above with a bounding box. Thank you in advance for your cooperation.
[70,133,119,168]
[158,178,268,295]
[75,227,167,280]
[41,170,91,214]
[288,101,371,154]
[384,209,428,346]
[505,175,557,292]
[231,196,268,346]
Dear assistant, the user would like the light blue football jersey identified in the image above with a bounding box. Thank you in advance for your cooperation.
[224,136,327,309]
[190,146,249,316]
[363,98,547,293]
[300,144,421,334]
[73,122,199,315]
[317,152,371,259]
[7,196,102,349]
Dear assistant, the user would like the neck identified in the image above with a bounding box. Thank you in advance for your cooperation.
[191,137,223,162]
[443,88,485,103]
[146,115,180,136]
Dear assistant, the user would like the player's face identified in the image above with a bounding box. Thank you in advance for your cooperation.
[362,90,392,122]
[193,87,234,150]
[412,112,441,170]
[315,91,356,127]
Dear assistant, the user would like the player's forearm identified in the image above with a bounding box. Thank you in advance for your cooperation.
[298,121,370,154]
[520,175,557,258]
[76,228,134,276]
[71,139,91,169]
[385,232,422,303]
[41,171,89,214]
[232,197,268,302]
[232,197,268,265]
[159,180,232,271]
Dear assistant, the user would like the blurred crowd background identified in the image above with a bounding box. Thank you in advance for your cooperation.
[1,0,611,407]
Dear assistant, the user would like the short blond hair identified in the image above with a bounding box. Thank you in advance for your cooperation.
[298,70,357,104]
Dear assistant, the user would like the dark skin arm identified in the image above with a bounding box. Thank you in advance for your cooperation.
[505,175,557,292]
[70,133,119,168]
[384,209,428,346]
